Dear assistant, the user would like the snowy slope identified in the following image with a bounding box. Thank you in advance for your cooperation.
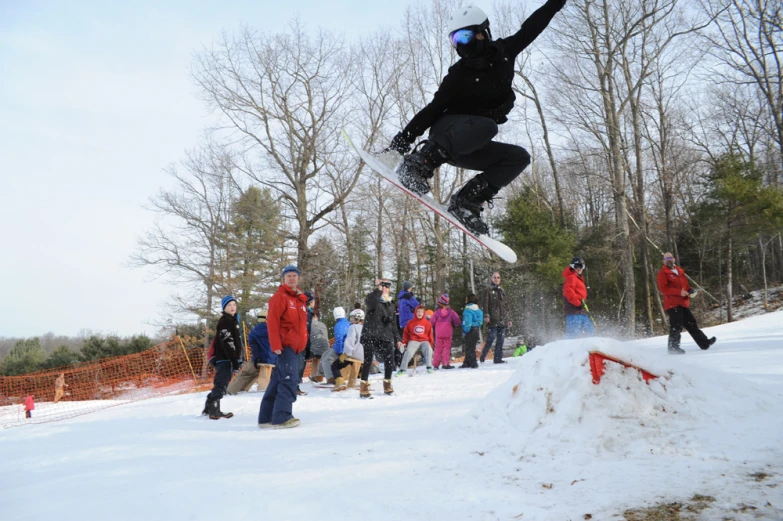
[1,312,782,521]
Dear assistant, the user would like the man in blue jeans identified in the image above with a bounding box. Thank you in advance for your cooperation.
[480,272,512,364]
[258,265,309,429]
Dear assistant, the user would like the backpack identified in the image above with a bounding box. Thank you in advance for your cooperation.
[206,337,216,368]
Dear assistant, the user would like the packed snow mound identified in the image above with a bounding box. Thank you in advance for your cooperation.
[466,337,780,459]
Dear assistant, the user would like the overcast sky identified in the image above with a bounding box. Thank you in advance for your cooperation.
[0,0,418,338]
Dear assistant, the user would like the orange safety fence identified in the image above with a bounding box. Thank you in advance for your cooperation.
[0,337,212,429]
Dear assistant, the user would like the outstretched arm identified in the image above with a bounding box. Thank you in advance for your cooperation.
[502,0,566,58]
[389,75,457,154]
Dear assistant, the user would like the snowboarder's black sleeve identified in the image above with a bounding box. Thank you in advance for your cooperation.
[500,0,566,58]
[401,74,458,140]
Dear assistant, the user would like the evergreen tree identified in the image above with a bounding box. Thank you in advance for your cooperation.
[0,338,46,376]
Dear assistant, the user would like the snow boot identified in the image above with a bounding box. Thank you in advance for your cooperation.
[208,400,233,420]
[701,337,717,350]
[668,347,686,355]
[271,417,301,429]
[326,378,336,385]
[397,140,449,196]
[383,379,395,395]
[448,175,499,236]
[360,380,372,399]
[201,396,210,416]
[395,369,405,377]
[426,367,434,374]
[310,375,324,383]
[332,377,348,392]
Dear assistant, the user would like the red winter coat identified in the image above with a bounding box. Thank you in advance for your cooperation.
[267,284,310,354]
[657,265,692,311]
[403,312,435,345]
[562,267,587,316]
[24,395,34,411]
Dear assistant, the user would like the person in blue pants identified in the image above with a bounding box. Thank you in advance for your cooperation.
[258,265,309,429]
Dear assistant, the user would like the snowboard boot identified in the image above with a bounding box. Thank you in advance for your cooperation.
[331,377,348,392]
[701,337,717,350]
[383,379,395,395]
[448,175,500,236]
[397,140,449,196]
[360,380,372,399]
[208,400,233,420]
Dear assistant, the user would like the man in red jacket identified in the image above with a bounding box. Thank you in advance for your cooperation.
[258,265,309,429]
[656,252,716,354]
[563,257,595,338]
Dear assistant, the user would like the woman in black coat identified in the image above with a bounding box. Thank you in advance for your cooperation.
[360,278,403,398]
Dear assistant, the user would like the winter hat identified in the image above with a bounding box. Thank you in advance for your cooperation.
[257,309,268,322]
[333,307,346,320]
[281,265,301,277]
[304,291,314,303]
[221,295,237,311]
[425,309,434,320]
[437,294,450,306]
[403,280,413,291]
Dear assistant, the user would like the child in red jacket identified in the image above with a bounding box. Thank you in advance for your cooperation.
[24,394,35,419]
[398,306,435,376]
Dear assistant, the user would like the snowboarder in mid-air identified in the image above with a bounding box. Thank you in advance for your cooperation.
[388,0,567,235]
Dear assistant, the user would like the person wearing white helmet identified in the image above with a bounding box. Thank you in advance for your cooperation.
[331,308,366,392]
[388,0,567,236]
[318,307,350,384]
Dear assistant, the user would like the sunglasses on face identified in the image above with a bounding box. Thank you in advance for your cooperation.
[379,282,391,288]
[664,257,675,261]
[449,28,475,48]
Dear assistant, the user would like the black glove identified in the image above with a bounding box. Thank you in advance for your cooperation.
[389,131,413,155]
[549,0,567,9]
[231,358,240,371]
[253,359,262,369]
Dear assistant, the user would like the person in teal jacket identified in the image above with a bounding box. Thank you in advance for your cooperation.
[460,293,483,368]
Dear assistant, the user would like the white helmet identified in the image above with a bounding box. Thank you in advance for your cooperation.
[349,308,365,321]
[447,5,490,36]
[333,307,346,320]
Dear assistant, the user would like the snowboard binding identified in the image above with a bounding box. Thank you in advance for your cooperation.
[448,175,499,236]
[397,140,449,196]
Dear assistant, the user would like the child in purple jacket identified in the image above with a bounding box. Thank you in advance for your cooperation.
[430,294,461,369]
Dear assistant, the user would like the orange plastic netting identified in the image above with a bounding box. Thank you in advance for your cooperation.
[0,337,213,429]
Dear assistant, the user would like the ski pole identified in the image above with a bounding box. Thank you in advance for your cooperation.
[581,300,598,332]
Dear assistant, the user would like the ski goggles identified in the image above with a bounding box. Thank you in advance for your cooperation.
[379,281,391,288]
[449,28,475,48]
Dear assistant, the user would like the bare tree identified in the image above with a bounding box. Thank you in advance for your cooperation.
[192,21,361,271]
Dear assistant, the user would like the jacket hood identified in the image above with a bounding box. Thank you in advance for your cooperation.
[465,303,479,310]
[563,267,581,280]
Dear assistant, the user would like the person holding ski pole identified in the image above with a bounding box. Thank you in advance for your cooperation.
[657,252,716,354]
[387,0,567,235]
[563,257,595,339]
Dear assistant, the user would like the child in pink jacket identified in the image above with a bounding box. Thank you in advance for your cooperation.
[24,394,35,419]
[430,294,461,369]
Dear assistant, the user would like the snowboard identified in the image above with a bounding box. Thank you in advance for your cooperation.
[341,131,517,263]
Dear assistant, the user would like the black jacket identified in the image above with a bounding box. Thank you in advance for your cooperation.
[361,289,401,344]
[215,312,242,366]
[482,284,509,326]
[402,0,564,139]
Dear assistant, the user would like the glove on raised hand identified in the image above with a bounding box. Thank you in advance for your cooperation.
[389,131,413,155]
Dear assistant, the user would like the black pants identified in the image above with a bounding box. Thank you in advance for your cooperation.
[462,327,479,368]
[666,307,709,350]
[207,361,233,402]
[429,115,531,189]
[361,337,394,381]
